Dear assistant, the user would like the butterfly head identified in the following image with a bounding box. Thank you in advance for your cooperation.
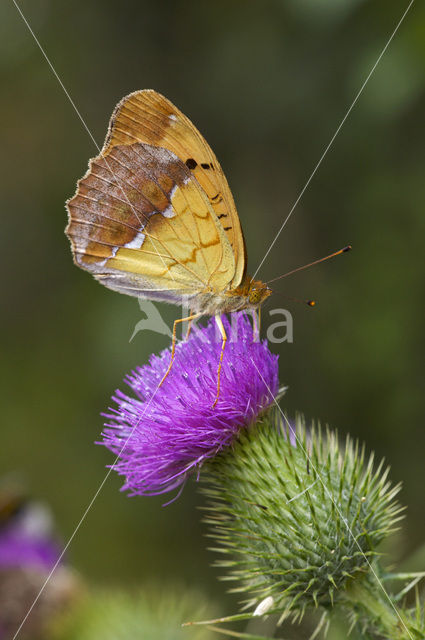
[246,279,272,308]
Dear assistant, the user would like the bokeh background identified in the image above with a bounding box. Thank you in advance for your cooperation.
[1,0,424,637]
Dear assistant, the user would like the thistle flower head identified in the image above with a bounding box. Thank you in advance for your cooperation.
[100,313,279,498]
[202,411,403,620]
[0,496,78,640]
[0,501,59,572]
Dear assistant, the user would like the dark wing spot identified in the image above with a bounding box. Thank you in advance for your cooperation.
[217,214,227,219]
[185,158,197,170]
[223,226,232,231]
[211,193,223,203]
[201,162,213,170]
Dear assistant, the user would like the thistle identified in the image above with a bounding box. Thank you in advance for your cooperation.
[200,411,424,639]
[98,312,424,638]
[100,313,278,497]
[0,489,78,640]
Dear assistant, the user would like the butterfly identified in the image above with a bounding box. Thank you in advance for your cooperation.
[66,90,271,403]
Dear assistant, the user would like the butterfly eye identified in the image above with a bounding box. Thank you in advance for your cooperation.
[249,288,261,305]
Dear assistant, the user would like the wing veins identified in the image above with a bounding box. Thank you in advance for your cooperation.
[90,152,179,284]
[115,104,234,229]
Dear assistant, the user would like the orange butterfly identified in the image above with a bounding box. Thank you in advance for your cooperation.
[66,90,272,402]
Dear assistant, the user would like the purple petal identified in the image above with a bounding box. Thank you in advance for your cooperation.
[99,313,279,498]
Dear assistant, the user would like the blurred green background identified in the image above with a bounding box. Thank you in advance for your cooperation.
[1,0,424,637]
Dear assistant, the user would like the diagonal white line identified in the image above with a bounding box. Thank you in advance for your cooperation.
[11,0,177,284]
[12,0,99,151]
[10,0,415,637]
[287,479,317,503]
[251,358,413,639]
[9,2,178,636]
[11,379,164,640]
[253,0,415,280]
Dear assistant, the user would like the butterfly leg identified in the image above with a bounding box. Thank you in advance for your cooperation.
[212,315,227,408]
[159,313,201,389]
[185,310,194,340]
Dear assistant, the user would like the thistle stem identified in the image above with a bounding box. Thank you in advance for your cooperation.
[343,576,414,639]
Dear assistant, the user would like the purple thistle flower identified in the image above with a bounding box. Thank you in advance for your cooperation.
[100,312,279,498]
[0,497,78,640]
[0,504,60,572]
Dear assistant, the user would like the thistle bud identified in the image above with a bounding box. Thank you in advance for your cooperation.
[201,410,414,637]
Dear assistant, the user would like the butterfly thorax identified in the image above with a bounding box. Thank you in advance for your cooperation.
[193,277,271,315]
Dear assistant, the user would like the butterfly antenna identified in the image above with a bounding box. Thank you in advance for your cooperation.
[272,292,316,308]
[267,245,352,285]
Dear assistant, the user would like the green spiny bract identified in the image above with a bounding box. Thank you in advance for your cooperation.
[201,409,403,619]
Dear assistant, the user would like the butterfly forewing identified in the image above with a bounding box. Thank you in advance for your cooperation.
[102,90,246,287]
